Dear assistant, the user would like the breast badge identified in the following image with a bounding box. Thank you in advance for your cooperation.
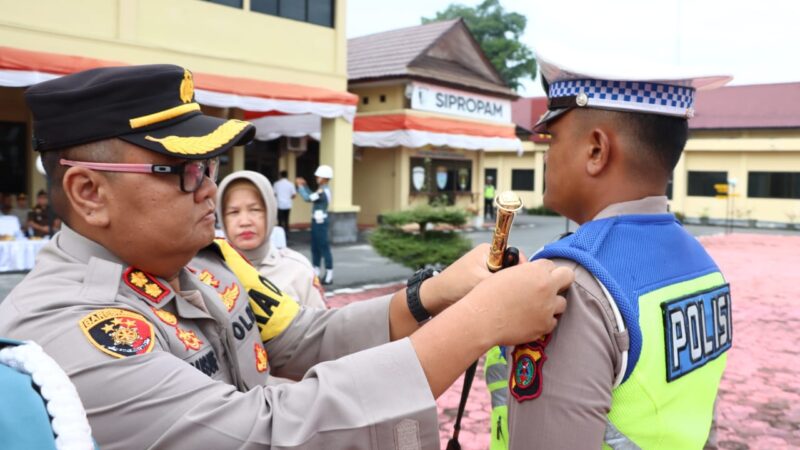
[219,283,240,312]
[198,269,221,288]
[79,308,155,358]
[254,343,269,373]
[510,334,551,402]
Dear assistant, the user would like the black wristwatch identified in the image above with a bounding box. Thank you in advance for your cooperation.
[406,268,438,324]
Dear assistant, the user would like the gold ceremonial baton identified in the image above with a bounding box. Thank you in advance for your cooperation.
[486,191,523,272]
[449,191,524,450]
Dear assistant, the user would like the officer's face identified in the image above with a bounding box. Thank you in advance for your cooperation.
[106,143,218,268]
[542,111,585,219]
[222,185,267,251]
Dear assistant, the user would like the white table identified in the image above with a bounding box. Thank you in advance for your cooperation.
[0,239,50,272]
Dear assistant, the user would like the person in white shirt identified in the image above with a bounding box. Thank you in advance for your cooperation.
[273,170,296,239]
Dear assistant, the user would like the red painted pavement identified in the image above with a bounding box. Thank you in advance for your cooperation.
[326,233,800,449]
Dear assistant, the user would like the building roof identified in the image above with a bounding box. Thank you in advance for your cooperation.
[690,82,800,129]
[512,82,800,136]
[511,97,549,142]
[348,19,517,98]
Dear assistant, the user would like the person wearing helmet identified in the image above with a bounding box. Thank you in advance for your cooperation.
[296,165,334,284]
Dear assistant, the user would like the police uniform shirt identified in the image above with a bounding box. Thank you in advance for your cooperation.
[507,196,719,449]
[0,226,438,449]
[258,245,327,310]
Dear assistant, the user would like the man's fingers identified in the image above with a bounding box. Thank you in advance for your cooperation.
[553,295,567,315]
[550,266,575,291]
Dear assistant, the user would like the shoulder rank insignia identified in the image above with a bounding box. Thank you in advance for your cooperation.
[123,267,170,303]
[510,334,552,402]
[79,308,155,358]
[254,343,269,373]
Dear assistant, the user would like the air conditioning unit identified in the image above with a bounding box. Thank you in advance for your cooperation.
[286,136,308,152]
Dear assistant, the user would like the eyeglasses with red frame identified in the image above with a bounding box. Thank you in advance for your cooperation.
[59,157,220,193]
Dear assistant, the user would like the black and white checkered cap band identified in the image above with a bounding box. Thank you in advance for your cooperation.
[549,79,696,117]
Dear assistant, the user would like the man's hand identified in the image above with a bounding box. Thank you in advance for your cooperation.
[409,258,573,397]
[465,259,572,346]
[420,243,526,316]
[295,177,306,187]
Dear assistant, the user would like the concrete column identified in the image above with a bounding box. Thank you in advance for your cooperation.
[320,116,359,243]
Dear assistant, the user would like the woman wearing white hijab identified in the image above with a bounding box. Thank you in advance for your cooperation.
[217,171,326,309]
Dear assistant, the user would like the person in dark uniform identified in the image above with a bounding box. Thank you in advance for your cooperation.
[26,189,59,238]
[0,64,573,449]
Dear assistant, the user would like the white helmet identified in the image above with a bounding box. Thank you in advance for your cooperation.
[314,165,333,179]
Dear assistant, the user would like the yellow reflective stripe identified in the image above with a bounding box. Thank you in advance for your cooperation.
[213,239,300,342]
[487,380,507,391]
[129,103,201,129]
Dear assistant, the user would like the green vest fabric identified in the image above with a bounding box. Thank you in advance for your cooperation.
[484,184,496,199]
[485,346,509,450]
[604,272,729,449]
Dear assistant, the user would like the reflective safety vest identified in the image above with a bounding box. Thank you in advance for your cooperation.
[484,346,509,450]
[534,214,732,449]
[484,184,496,199]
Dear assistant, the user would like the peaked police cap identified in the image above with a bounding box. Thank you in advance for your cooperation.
[25,64,255,159]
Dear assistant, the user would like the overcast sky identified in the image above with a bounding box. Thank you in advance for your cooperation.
[347,0,800,96]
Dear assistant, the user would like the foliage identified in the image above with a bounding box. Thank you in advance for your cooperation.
[380,205,468,230]
[672,211,686,223]
[422,0,536,91]
[370,228,472,270]
[525,205,560,216]
[371,205,472,269]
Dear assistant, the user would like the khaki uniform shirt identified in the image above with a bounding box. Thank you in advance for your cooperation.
[508,197,718,449]
[0,226,438,449]
[258,246,327,310]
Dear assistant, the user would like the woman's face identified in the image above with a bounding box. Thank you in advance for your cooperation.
[223,185,267,251]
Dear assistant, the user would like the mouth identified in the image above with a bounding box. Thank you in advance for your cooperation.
[238,231,256,240]
[201,210,216,224]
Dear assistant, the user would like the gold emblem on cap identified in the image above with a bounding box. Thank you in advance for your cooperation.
[576,92,589,107]
[180,69,194,104]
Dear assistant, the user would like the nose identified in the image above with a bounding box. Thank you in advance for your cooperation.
[194,175,217,204]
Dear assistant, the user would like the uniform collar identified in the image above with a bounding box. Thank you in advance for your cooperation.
[592,196,669,221]
[56,225,124,265]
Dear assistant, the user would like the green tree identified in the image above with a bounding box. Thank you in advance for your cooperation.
[422,0,536,91]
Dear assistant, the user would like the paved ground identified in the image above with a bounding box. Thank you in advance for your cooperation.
[324,232,800,449]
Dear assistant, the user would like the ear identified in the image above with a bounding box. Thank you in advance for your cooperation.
[62,167,112,227]
[586,126,613,177]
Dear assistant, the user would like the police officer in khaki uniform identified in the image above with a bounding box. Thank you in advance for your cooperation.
[0,64,573,450]
[506,52,732,449]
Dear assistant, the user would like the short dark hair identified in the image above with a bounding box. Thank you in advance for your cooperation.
[41,139,123,225]
[592,110,688,175]
[280,170,288,178]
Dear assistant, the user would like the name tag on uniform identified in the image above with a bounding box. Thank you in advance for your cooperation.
[661,284,732,381]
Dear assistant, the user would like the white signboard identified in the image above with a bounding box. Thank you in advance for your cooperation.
[410,82,512,124]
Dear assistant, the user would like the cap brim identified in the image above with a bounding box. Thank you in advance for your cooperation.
[120,113,255,160]
[532,108,569,134]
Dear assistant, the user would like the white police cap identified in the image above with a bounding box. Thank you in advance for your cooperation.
[533,44,732,133]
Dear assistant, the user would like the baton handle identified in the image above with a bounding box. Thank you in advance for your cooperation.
[486,191,523,272]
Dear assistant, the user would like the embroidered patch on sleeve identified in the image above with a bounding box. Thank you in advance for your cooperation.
[254,343,269,373]
[123,267,170,303]
[79,308,155,358]
[662,284,732,382]
[510,334,551,402]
